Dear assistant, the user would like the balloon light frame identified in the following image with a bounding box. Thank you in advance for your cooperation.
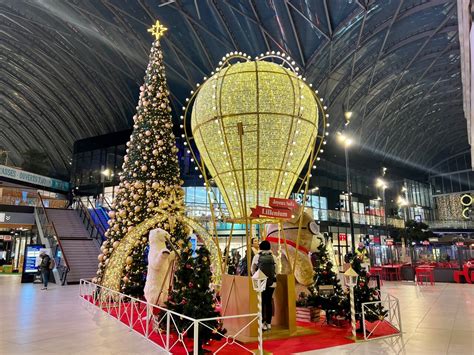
[181,51,328,276]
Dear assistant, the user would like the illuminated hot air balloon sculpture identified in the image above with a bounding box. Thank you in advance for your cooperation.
[182,52,328,337]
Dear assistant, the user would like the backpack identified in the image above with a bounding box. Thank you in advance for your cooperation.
[257,252,276,288]
[49,257,56,270]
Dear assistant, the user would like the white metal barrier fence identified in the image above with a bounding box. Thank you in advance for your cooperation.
[361,293,402,341]
[79,279,262,354]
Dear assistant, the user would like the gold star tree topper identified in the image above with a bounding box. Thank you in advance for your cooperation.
[148,20,167,40]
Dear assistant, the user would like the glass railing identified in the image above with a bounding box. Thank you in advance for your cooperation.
[428,220,474,229]
[36,193,70,285]
[183,204,405,229]
[0,195,67,208]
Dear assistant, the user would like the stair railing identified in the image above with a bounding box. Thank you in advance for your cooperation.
[73,198,106,246]
[37,193,70,285]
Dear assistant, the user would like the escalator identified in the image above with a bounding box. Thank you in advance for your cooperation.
[84,198,109,241]
[36,194,102,284]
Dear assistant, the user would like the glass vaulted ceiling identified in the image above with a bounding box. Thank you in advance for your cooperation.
[0,0,467,176]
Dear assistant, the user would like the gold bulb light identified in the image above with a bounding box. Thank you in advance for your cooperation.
[183,53,327,222]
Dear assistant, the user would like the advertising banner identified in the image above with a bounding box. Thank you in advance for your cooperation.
[0,164,69,191]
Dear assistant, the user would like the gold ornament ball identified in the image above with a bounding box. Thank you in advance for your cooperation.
[141,165,148,172]
[108,211,116,218]
[126,256,133,265]
[134,206,141,212]
[123,276,129,283]
[113,241,119,249]
[152,182,160,189]
[98,254,104,261]
[133,194,140,201]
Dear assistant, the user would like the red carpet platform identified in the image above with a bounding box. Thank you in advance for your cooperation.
[82,295,399,354]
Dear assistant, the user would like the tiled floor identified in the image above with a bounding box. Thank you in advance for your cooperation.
[0,275,159,354]
[1,275,473,354]
[300,281,474,355]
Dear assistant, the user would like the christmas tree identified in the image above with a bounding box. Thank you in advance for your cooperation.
[311,243,349,321]
[95,21,187,296]
[351,257,387,324]
[166,246,225,354]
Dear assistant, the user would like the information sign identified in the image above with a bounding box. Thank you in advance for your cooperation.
[24,245,43,273]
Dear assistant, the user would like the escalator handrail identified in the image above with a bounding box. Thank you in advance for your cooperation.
[36,192,71,274]
[101,195,113,210]
[86,197,109,235]
[75,198,107,239]
[97,206,110,229]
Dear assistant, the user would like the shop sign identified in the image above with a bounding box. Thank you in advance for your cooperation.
[422,240,430,246]
[0,164,69,192]
[3,235,12,241]
[455,242,464,246]
[460,194,473,219]
[269,197,299,210]
[0,212,34,225]
[339,233,347,241]
[386,239,394,246]
[250,206,292,219]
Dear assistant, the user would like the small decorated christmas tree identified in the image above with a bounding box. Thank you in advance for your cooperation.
[311,243,349,321]
[351,257,387,325]
[166,246,225,353]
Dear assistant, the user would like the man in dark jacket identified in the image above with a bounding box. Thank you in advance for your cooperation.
[39,252,51,290]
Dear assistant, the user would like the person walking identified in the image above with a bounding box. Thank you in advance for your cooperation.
[251,240,277,331]
[39,252,52,290]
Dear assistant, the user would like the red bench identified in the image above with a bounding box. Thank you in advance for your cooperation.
[453,264,473,283]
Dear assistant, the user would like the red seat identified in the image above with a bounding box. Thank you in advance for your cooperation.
[462,265,472,284]
[454,270,466,283]
[385,270,399,281]
[369,267,384,285]
[416,267,434,285]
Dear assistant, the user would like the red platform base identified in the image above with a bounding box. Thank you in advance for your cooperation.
[82,295,399,354]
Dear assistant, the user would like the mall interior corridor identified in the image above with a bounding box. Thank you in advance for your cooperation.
[1,1,473,354]
[1,275,472,354]
[0,275,158,354]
